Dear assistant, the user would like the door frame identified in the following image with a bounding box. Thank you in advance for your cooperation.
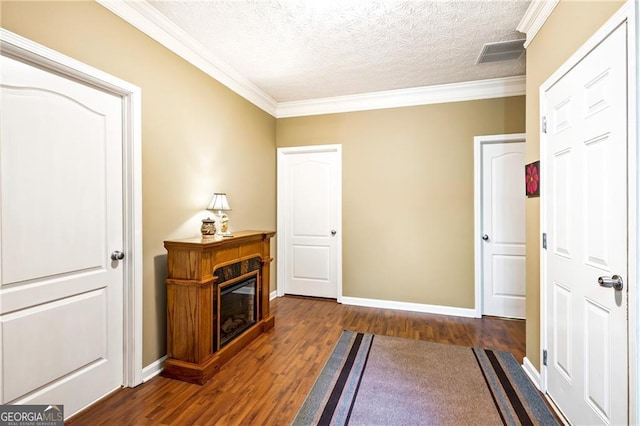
[0,29,144,387]
[539,1,637,422]
[473,133,526,318]
[276,144,343,302]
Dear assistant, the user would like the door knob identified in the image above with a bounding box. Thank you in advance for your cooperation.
[598,275,623,291]
[482,234,489,241]
[111,251,125,261]
[331,230,337,236]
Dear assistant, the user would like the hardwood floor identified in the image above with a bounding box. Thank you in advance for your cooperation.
[67,296,525,425]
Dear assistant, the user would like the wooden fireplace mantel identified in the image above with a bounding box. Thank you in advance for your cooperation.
[162,230,275,384]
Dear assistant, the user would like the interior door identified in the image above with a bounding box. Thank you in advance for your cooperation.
[543,23,627,425]
[278,146,341,299]
[0,54,124,417]
[481,139,526,319]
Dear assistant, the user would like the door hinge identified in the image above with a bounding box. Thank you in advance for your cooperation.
[542,233,547,250]
[542,116,547,134]
[543,349,548,366]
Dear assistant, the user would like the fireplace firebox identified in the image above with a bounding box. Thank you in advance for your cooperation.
[218,274,257,349]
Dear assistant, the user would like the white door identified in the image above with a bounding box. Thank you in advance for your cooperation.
[277,145,341,299]
[543,23,627,425]
[479,138,526,319]
[0,54,124,417]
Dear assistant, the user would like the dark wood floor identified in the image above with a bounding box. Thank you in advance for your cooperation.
[67,296,525,425]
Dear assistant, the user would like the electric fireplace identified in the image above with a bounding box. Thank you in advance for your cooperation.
[163,231,275,384]
[218,274,257,349]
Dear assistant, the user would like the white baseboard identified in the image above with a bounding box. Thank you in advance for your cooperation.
[270,290,278,300]
[142,355,167,382]
[522,356,542,391]
[339,296,478,318]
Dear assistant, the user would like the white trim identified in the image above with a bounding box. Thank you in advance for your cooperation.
[522,357,542,391]
[277,145,343,302]
[473,133,526,319]
[539,80,551,402]
[539,2,637,422]
[122,61,144,390]
[270,290,278,301]
[96,0,277,116]
[340,296,477,318]
[516,0,560,49]
[277,76,525,118]
[0,29,144,388]
[142,356,167,383]
[632,2,639,423]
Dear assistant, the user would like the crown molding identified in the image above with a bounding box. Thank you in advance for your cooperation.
[97,1,526,120]
[276,76,526,118]
[517,0,560,49]
[96,0,278,116]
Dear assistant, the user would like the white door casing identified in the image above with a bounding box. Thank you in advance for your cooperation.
[474,135,526,319]
[0,29,143,415]
[277,145,342,300]
[541,22,628,425]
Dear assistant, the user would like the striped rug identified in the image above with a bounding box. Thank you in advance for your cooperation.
[293,330,559,426]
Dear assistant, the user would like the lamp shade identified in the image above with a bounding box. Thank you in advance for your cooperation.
[207,193,231,211]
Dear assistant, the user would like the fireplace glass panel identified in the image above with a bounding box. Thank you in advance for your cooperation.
[219,276,257,348]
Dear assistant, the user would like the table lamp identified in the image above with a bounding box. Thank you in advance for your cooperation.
[207,193,232,236]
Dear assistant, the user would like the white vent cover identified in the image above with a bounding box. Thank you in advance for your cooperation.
[476,39,526,64]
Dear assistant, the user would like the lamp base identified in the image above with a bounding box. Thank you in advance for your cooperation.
[216,211,231,237]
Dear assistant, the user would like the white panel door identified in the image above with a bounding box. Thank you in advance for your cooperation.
[279,146,341,299]
[0,54,124,417]
[481,141,526,319]
[544,23,627,425]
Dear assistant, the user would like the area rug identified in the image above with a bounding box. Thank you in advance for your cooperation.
[293,330,559,426]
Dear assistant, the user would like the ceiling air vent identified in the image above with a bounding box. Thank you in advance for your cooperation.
[476,39,526,64]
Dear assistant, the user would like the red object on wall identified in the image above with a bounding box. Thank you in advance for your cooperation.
[525,161,540,197]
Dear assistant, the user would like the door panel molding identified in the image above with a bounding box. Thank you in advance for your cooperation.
[473,133,526,319]
[0,29,143,390]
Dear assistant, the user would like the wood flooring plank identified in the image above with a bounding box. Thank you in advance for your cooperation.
[67,296,526,425]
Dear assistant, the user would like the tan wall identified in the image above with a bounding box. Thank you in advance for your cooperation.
[6,0,616,371]
[525,0,624,369]
[1,1,277,366]
[277,97,525,307]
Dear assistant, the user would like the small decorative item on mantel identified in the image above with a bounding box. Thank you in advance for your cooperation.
[200,217,216,237]
[525,160,540,198]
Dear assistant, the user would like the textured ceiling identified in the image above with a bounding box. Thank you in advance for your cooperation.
[147,0,529,102]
